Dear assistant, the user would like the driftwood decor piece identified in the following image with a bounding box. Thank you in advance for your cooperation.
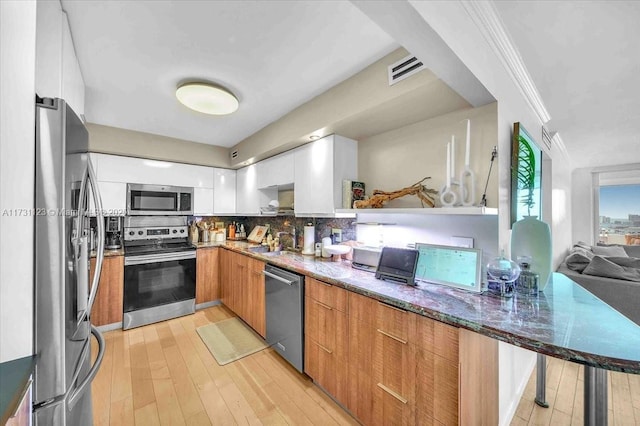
[353,177,438,209]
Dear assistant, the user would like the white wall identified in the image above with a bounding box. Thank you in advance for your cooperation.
[572,168,595,245]
[355,213,499,259]
[358,103,499,209]
[408,1,573,424]
[0,0,37,362]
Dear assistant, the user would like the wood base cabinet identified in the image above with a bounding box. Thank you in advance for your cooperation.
[246,257,266,337]
[219,249,266,337]
[345,292,498,425]
[304,278,349,402]
[89,255,124,327]
[196,247,219,304]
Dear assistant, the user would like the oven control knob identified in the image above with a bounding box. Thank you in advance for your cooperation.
[138,231,144,235]
[180,229,185,233]
[172,229,177,234]
[129,231,134,236]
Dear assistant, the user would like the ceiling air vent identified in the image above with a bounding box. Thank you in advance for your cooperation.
[541,127,553,151]
[388,54,425,86]
[231,150,238,160]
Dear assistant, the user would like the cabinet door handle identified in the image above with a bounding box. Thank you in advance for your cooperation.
[377,383,408,404]
[314,341,333,354]
[377,301,406,314]
[376,328,407,345]
[313,300,333,310]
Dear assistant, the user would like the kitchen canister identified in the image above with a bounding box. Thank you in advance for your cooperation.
[302,223,315,255]
[321,237,332,258]
[511,216,552,291]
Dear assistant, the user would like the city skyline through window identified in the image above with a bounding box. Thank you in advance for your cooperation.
[599,184,640,244]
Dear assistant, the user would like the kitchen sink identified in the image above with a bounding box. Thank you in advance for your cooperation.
[247,245,270,253]
[247,245,303,257]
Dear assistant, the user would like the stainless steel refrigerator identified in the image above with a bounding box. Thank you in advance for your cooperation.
[33,97,106,425]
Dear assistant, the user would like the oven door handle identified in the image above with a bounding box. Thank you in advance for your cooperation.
[125,251,196,265]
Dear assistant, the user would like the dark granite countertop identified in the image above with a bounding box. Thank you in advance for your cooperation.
[220,242,640,374]
[0,355,36,425]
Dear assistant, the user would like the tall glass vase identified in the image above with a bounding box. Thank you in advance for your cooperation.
[510,216,552,291]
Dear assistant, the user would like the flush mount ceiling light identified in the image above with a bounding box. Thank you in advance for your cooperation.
[176,82,239,115]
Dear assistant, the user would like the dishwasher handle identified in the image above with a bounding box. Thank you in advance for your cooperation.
[263,270,295,286]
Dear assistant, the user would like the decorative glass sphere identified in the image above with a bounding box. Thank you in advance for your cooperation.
[487,256,521,283]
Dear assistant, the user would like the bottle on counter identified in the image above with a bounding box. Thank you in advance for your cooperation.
[240,224,245,238]
[228,222,236,239]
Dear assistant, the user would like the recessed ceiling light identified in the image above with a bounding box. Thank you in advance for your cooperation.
[176,82,239,115]
[309,135,320,140]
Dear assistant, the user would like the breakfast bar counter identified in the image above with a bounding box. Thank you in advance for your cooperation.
[222,243,640,373]
[213,242,640,424]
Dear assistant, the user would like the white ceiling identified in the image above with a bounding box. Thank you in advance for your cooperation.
[63,0,640,170]
[61,0,399,148]
[494,1,640,169]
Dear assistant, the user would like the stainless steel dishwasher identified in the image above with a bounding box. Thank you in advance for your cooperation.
[263,264,304,373]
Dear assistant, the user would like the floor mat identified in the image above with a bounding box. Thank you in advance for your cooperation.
[196,317,267,365]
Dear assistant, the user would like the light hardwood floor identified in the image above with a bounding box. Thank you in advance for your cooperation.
[91,305,359,425]
[511,355,640,425]
[92,306,640,425]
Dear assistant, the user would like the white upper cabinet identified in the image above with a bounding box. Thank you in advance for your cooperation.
[61,13,84,117]
[256,151,294,189]
[193,188,214,216]
[35,2,85,116]
[35,1,63,99]
[92,154,211,188]
[213,168,236,215]
[294,135,357,216]
[192,167,214,216]
[90,153,220,216]
[236,165,276,215]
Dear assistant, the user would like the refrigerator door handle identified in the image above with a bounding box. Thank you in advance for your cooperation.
[67,325,106,409]
[86,159,104,319]
[33,325,106,414]
[73,169,90,323]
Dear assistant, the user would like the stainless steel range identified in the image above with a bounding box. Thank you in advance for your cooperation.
[123,216,196,329]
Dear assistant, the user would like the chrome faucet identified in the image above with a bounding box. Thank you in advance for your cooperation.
[277,224,296,249]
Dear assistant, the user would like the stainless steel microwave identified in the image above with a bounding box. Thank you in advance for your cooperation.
[126,183,193,216]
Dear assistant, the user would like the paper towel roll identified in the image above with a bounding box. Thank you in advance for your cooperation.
[303,225,315,255]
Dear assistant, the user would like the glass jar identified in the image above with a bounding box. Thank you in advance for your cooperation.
[516,257,539,296]
[486,255,520,298]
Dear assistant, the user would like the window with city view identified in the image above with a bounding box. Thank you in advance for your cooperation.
[598,184,640,245]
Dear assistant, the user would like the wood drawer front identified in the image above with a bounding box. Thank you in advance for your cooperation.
[304,336,348,403]
[306,278,347,312]
[348,291,376,324]
[415,347,459,425]
[414,315,459,362]
[372,329,416,421]
[375,301,416,344]
[305,296,348,357]
[347,316,376,424]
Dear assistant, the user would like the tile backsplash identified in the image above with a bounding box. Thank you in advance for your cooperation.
[192,215,355,249]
